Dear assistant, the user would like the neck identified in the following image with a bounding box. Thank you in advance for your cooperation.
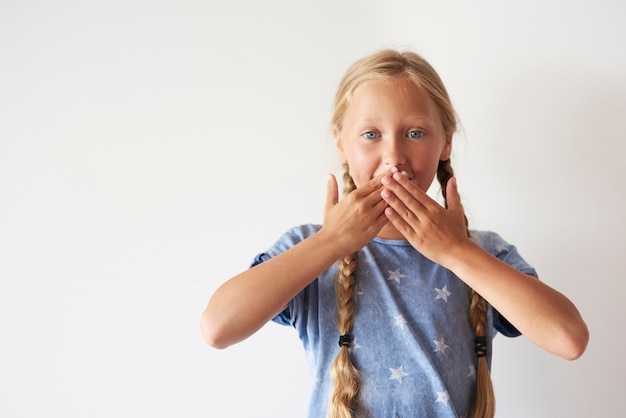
[375,223,406,241]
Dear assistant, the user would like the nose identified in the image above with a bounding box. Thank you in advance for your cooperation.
[383,137,406,168]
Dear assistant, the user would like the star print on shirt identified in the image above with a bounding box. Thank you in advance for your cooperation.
[494,242,507,254]
[433,336,450,355]
[435,390,451,406]
[389,366,410,383]
[387,268,407,283]
[434,285,452,302]
[393,314,408,330]
[467,364,476,378]
[350,337,362,351]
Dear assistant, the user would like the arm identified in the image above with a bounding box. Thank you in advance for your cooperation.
[201,173,390,349]
[446,240,588,360]
[201,230,344,349]
[380,171,589,360]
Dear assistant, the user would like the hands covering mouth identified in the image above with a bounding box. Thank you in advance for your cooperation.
[389,166,413,181]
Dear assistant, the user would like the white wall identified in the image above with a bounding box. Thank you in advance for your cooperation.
[1,1,624,417]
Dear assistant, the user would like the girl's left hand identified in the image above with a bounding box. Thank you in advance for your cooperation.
[380,169,471,268]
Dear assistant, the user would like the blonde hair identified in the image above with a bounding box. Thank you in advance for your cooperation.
[327,49,495,418]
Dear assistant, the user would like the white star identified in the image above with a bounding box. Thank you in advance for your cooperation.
[435,390,450,406]
[467,364,476,378]
[350,337,362,351]
[434,285,452,302]
[389,366,410,383]
[433,336,449,355]
[494,243,507,253]
[393,314,408,330]
[387,268,407,283]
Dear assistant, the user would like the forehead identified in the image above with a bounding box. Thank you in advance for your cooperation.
[346,77,439,121]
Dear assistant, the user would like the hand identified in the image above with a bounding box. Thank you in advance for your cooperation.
[321,172,390,256]
[380,169,471,267]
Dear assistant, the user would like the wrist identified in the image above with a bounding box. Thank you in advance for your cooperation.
[441,238,484,276]
[315,226,354,261]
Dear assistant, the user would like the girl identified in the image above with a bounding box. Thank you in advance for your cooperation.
[201,49,589,418]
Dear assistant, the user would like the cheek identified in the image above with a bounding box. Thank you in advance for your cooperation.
[343,149,378,185]
[348,167,372,188]
[415,173,438,192]
[412,153,442,190]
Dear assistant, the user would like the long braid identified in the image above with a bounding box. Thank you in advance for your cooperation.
[469,291,494,418]
[437,159,495,418]
[328,165,361,418]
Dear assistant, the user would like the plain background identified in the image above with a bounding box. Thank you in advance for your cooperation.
[1,0,624,417]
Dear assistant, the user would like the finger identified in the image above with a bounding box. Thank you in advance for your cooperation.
[324,174,339,217]
[382,173,433,214]
[371,194,392,217]
[344,173,388,212]
[369,198,393,230]
[393,172,436,206]
[383,204,414,237]
[381,187,420,226]
[353,170,391,197]
[445,177,464,218]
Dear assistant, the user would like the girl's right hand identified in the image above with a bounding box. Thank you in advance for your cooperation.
[321,172,389,256]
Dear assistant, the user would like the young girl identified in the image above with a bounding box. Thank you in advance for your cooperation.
[201,49,589,418]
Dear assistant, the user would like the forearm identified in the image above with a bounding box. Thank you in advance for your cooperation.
[446,241,589,360]
[201,229,345,349]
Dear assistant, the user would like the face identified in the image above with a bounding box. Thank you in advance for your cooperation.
[334,77,452,192]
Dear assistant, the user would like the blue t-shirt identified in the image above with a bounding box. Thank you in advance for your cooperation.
[252,224,537,418]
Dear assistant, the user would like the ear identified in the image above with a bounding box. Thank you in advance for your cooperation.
[439,132,453,161]
[333,125,348,164]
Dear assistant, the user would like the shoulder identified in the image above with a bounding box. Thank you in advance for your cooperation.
[253,224,321,263]
[470,230,510,255]
[470,229,538,277]
[276,224,322,244]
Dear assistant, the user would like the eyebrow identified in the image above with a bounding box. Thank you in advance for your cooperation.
[359,115,433,125]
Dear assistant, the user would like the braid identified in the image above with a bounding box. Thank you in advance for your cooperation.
[342,163,357,197]
[437,159,495,418]
[469,292,494,418]
[328,164,361,418]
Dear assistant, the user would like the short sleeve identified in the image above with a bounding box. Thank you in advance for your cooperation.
[494,310,522,337]
[248,224,322,327]
[250,251,292,326]
[471,230,539,338]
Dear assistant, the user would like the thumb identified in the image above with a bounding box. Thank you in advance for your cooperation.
[446,177,464,217]
[324,174,339,224]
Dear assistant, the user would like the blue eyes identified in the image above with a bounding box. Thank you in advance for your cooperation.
[362,130,424,140]
[408,130,424,139]
[363,131,379,140]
